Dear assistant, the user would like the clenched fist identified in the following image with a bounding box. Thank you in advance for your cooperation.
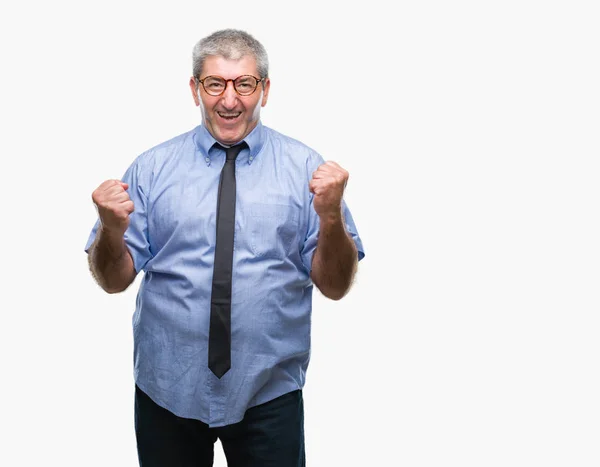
[92,179,135,235]
[309,161,349,219]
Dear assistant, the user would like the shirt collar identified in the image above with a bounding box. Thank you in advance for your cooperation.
[193,122,266,166]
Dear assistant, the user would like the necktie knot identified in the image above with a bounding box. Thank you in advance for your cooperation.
[216,142,247,161]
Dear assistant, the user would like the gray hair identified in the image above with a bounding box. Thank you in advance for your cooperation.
[192,29,269,79]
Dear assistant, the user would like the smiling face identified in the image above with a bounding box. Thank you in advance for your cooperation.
[189,55,270,146]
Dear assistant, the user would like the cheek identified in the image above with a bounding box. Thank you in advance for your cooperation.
[248,107,260,122]
[246,99,262,119]
[199,95,217,110]
[199,99,218,119]
[198,102,207,117]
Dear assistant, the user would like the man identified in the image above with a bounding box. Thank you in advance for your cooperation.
[85,29,364,466]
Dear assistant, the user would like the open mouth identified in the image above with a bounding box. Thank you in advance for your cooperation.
[217,112,242,121]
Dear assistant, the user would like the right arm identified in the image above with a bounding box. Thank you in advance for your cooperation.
[87,179,137,294]
[88,228,136,294]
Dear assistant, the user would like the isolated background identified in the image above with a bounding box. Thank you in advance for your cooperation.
[1,1,599,466]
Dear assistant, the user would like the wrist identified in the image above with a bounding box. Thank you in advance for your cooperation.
[318,210,344,227]
[99,224,126,242]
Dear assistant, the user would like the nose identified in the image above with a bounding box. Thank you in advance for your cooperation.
[221,80,238,109]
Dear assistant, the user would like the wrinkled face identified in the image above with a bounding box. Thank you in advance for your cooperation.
[189,55,270,146]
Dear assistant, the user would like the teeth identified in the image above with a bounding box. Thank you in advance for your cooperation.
[218,112,241,118]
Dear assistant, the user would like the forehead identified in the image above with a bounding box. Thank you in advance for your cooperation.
[202,55,259,78]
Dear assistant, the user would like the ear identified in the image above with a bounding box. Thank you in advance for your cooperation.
[189,77,200,106]
[261,78,271,107]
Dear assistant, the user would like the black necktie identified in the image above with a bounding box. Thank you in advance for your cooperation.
[209,142,246,378]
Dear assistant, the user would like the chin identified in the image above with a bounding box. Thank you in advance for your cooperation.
[219,130,245,145]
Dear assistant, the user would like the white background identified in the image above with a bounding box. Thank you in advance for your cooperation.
[1,0,599,466]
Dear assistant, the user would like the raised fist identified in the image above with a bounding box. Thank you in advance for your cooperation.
[92,180,135,235]
[309,161,349,219]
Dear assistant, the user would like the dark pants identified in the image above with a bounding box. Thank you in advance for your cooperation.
[135,385,305,467]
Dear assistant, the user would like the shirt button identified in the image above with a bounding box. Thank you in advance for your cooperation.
[205,157,210,162]
[249,156,253,161]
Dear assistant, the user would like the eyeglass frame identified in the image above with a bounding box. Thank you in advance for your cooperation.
[194,75,266,97]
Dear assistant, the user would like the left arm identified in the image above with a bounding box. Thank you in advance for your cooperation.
[311,212,358,300]
[309,161,359,300]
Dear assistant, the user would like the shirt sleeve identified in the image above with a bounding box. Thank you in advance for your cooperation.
[300,153,365,272]
[84,157,154,273]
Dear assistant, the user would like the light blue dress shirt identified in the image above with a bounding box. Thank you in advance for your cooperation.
[85,122,365,427]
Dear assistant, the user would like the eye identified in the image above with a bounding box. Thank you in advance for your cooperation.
[203,77,226,91]
[235,78,254,89]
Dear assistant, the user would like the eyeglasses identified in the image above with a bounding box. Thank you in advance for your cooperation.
[196,75,265,97]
